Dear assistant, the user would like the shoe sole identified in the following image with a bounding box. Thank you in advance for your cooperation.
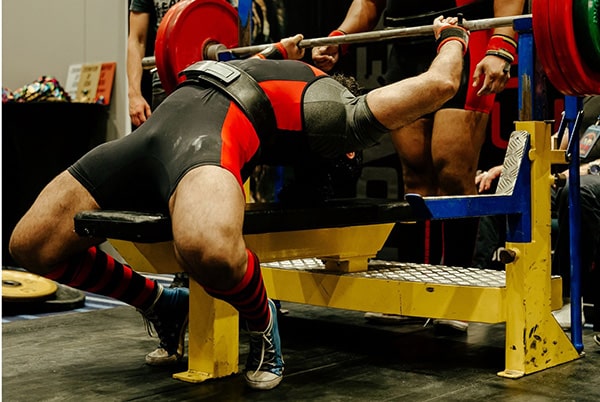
[594,335,600,347]
[145,349,182,366]
[245,373,283,390]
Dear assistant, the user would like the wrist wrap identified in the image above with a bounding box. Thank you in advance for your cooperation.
[485,34,518,63]
[256,42,288,60]
[436,25,469,55]
[329,29,350,56]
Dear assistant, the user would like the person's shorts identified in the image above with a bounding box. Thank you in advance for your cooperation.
[68,85,258,211]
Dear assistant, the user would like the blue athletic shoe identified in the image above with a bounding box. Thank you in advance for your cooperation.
[141,285,189,366]
[245,299,284,390]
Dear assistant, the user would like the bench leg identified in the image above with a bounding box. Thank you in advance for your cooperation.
[173,280,239,383]
[499,241,581,378]
[499,121,582,378]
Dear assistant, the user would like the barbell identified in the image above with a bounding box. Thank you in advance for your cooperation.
[148,0,599,96]
[144,14,527,69]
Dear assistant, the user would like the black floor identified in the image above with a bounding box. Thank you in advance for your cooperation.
[3,302,600,402]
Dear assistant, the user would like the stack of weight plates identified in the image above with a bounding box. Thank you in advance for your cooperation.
[2,269,85,316]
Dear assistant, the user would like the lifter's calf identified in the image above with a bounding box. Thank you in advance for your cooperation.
[8,231,48,274]
[9,227,101,276]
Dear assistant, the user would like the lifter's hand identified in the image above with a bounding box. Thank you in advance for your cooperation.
[433,15,460,39]
[433,16,470,55]
[472,55,511,96]
[129,93,151,127]
[311,44,339,72]
[281,34,305,60]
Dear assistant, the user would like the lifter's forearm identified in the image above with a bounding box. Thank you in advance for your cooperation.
[366,41,464,130]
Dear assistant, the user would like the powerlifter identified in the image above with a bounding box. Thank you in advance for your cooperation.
[9,17,468,391]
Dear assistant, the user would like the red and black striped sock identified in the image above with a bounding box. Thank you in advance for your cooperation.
[423,220,443,265]
[202,249,270,332]
[45,246,159,311]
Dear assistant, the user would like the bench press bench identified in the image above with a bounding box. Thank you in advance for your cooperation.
[74,122,581,383]
[74,198,415,272]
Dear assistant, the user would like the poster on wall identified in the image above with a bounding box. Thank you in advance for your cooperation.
[66,62,116,105]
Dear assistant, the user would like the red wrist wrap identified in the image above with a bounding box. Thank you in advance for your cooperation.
[257,42,288,60]
[329,29,349,56]
[486,34,518,63]
[275,42,288,59]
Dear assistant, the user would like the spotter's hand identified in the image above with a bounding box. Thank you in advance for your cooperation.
[472,55,511,96]
[475,165,503,193]
[311,43,339,72]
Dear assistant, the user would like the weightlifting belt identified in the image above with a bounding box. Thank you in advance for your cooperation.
[178,61,277,143]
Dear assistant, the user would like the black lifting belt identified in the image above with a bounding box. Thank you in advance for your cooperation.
[178,60,277,143]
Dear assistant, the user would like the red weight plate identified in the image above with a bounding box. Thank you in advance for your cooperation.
[156,0,239,94]
[550,0,600,95]
[545,0,586,94]
[160,3,200,89]
[155,0,190,94]
[532,0,577,95]
[547,0,587,94]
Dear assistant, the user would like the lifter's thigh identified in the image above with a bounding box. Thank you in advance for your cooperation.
[9,170,102,273]
[169,165,248,290]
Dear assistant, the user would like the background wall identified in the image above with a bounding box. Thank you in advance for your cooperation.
[2,0,130,140]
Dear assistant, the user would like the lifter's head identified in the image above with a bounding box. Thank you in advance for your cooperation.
[330,73,362,96]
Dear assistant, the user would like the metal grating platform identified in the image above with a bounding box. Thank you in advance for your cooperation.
[262,258,506,288]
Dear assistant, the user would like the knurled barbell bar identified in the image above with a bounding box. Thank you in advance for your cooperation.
[149,0,599,96]
[144,14,528,70]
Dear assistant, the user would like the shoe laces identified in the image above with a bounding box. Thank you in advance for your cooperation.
[141,309,171,350]
[139,287,186,353]
[247,314,277,376]
[139,285,163,339]
[143,315,156,338]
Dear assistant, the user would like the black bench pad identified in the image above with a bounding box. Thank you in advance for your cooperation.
[74,210,171,243]
[74,198,415,243]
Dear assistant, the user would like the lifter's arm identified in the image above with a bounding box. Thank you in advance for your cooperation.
[252,34,305,60]
[366,18,466,130]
